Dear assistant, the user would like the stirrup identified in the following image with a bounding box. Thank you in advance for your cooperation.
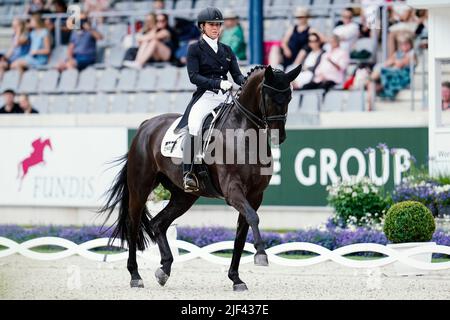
[183,172,199,192]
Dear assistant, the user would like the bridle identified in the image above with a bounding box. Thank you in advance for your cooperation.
[231,79,291,130]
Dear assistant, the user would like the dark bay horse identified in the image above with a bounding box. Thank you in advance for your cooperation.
[99,64,302,291]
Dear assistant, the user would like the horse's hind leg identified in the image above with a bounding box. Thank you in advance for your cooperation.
[127,174,158,288]
[150,186,198,286]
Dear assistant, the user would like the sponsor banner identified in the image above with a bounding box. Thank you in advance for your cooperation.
[0,128,127,207]
[129,127,428,206]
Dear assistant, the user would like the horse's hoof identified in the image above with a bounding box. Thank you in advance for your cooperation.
[155,268,170,287]
[130,279,144,288]
[233,283,248,292]
[254,253,269,266]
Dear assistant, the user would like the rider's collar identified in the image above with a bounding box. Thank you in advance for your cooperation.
[202,34,218,53]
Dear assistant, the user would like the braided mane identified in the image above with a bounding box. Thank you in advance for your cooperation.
[236,65,266,99]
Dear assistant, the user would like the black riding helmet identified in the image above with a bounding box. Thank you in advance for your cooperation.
[197,7,224,28]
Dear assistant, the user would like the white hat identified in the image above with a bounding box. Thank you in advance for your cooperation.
[223,9,239,19]
[295,6,309,17]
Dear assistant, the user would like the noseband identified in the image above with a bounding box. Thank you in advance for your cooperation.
[232,80,290,130]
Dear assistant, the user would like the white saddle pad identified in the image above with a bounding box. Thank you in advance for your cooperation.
[161,108,223,159]
[161,116,185,158]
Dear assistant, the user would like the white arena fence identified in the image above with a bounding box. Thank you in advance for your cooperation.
[1,237,450,270]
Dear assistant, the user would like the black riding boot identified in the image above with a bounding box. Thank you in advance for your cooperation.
[182,134,199,192]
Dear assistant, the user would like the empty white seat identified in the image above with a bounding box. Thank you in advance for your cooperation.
[299,91,322,113]
[38,70,59,93]
[106,45,126,68]
[91,93,110,113]
[57,69,78,93]
[75,67,96,92]
[322,90,344,112]
[131,93,152,113]
[110,94,129,113]
[18,70,39,94]
[136,67,158,91]
[97,68,120,92]
[47,45,68,68]
[154,67,179,91]
[346,90,365,111]
[71,94,90,113]
[174,0,192,9]
[0,69,20,92]
[117,68,138,92]
[29,95,49,114]
[48,95,70,113]
[152,93,172,113]
[289,92,301,112]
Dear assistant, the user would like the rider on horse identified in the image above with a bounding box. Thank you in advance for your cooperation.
[175,7,245,192]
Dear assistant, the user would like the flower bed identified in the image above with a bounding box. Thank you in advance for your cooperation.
[1,224,450,258]
[393,179,450,217]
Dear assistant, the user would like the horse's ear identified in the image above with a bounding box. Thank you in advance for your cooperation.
[286,64,302,82]
[265,65,275,83]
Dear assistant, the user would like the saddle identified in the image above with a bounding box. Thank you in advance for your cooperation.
[161,103,231,198]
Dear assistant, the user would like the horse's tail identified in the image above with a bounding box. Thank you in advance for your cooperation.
[98,154,155,251]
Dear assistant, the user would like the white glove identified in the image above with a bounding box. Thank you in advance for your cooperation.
[220,80,233,91]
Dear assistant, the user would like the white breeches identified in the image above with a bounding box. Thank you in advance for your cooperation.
[188,90,227,136]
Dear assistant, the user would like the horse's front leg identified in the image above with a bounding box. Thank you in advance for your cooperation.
[226,184,268,266]
[228,194,263,291]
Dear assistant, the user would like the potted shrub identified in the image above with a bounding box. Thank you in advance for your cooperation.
[383,201,436,276]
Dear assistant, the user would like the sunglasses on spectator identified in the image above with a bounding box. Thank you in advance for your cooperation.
[296,16,308,19]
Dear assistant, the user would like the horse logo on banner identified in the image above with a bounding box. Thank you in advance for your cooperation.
[17,138,53,189]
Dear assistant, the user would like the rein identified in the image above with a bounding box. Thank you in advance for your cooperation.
[231,81,290,130]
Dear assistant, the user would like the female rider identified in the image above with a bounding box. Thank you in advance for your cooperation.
[175,7,245,192]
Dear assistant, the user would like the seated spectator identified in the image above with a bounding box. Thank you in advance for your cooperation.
[415,9,428,49]
[268,6,322,70]
[19,94,39,114]
[83,0,110,23]
[154,0,165,11]
[0,89,23,114]
[46,0,72,46]
[302,35,349,92]
[333,8,360,52]
[288,33,325,89]
[26,0,51,14]
[360,0,383,37]
[11,13,51,73]
[57,13,103,71]
[442,81,450,111]
[388,5,418,57]
[220,9,246,61]
[366,35,415,109]
[123,13,178,69]
[173,17,200,65]
[0,18,30,79]
[122,13,157,59]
